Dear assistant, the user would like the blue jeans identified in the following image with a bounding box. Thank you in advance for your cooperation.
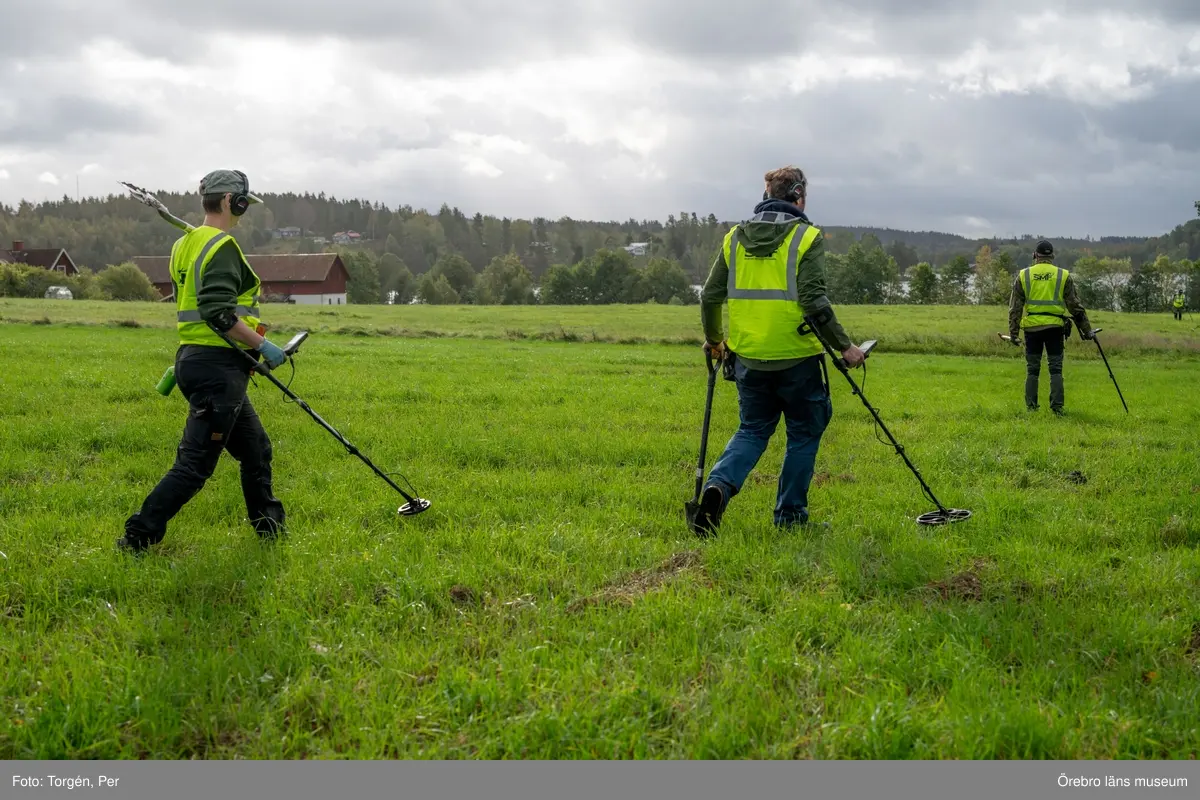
[705,356,832,526]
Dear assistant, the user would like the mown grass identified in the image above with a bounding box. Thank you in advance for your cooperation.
[1,303,1198,760]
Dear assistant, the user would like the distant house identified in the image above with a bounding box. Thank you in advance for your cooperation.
[272,226,302,239]
[132,253,350,305]
[0,240,79,275]
[624,242,650,256]
[332,231,361,245]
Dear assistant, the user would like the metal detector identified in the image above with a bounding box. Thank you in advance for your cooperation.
[802,318,971,526]
[212,327,431,516]
[121,180,431,516]
[684,350,720,533]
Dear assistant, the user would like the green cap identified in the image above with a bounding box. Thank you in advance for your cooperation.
[198,169,262,204]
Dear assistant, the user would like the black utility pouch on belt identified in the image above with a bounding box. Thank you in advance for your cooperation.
[722,352,737,382]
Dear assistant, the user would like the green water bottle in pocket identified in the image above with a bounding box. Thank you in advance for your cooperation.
[156,365,176,396]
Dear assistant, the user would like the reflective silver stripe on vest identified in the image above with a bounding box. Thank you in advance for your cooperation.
[749,211,797,224]
[727,223,807,300]
[177,305,259,322]
[1024,266,1066,306]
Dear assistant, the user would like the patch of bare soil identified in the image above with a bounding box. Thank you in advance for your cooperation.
[567,551,704,612]
[927,570,983,602]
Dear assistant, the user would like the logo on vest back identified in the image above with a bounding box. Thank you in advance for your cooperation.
[1032,273,1052,281]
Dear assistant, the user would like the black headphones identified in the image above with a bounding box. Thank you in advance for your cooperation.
[762,180,806,204]
[229,170,251,217]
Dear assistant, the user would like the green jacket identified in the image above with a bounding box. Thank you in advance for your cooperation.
[701,209,851,370]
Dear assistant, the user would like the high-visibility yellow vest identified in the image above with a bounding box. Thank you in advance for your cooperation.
[724,215,825,360]
[1174,295,1185,309]
[169,226,261,347]
[1019,261,1069,329]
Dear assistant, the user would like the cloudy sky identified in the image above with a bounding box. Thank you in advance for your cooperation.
[2,0,1199,238]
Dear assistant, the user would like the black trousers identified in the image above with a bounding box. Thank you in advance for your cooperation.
[1174,308,1184,320]
[124,345,285,546]
[1024,327,1065,410]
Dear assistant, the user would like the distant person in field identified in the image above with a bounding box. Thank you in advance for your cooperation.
[1173,291,1186,321]
[691,165,864,536]
[119,170,289,553]
[1007,239,1093,416]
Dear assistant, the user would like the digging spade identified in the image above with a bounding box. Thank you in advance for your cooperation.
[684,350,721,533]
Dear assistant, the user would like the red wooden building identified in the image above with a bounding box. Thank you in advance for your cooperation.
[0,240,79,275]
[133,253,349,305]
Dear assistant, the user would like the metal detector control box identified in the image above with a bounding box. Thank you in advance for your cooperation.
[283,331,309,357]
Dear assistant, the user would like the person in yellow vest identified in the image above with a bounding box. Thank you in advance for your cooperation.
[1172,291,1186,320]
[693,165,864,535]
[119,170,289,553]
[1007,239,1093,416]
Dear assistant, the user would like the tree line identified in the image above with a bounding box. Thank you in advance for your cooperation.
[3,190,1200,311]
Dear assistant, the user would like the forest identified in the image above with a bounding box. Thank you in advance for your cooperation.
[2,190,1199,311]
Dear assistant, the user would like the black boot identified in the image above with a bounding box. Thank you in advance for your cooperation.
[692,484,726,538]
[251,506,287,541]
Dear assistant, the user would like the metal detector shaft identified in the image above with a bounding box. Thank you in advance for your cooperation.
[1088,329,1129,414]
[213,327,424,507]
[801,318,952,516]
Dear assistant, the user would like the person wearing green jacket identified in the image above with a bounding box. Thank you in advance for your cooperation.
[119,170,289,553]
[692,165,863,535]
[1007,239,1093,415]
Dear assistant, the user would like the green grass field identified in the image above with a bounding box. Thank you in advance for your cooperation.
[1,298,1198,759]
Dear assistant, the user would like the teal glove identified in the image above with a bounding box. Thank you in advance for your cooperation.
[259,339,287,369]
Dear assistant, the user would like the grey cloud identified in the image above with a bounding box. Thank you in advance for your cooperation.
[0,95,152,145]
[296,123,450,163]
[5,0,1200,73]
[3,0,1200,237]
[1092,75,1200,154]
[608,76,1200,235]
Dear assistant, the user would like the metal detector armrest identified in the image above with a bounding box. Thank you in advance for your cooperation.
[283,330,309,357]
